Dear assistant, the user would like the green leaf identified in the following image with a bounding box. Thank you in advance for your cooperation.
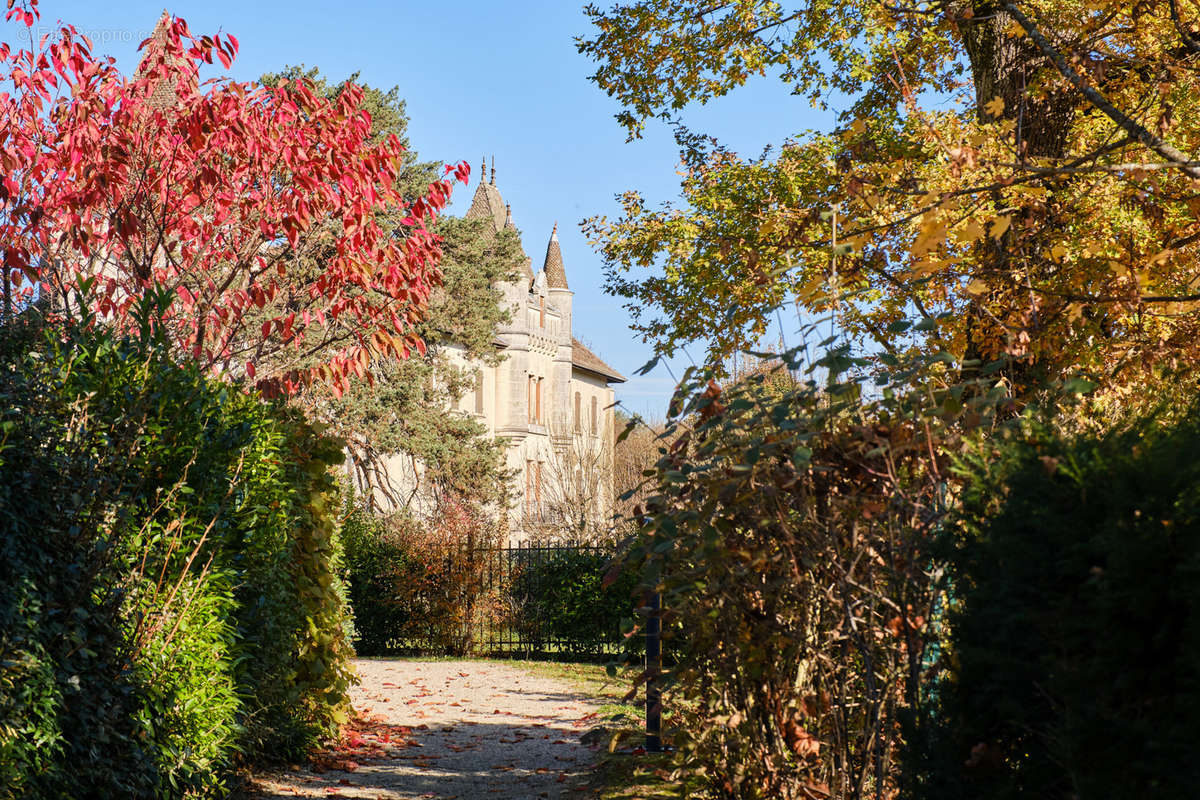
[1063,376,1098,395]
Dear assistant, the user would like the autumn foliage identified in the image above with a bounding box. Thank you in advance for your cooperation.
[582,0,1200,402]
[0,1,468,395]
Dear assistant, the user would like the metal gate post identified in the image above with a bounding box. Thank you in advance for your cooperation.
[645,588,663,752]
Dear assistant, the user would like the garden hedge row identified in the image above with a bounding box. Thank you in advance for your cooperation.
[0,319,353,799]
[915,415,1200,798]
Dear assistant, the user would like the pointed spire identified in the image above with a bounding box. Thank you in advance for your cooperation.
[465,156,506,233]
[138,10,184,110]
[543,222,568,290]
[464,162,534,284]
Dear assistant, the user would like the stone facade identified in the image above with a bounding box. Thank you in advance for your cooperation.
[383,166,625,541]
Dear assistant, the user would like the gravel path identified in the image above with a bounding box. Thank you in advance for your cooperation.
[247,659,604,799]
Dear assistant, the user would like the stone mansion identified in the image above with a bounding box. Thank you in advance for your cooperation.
[384,166,626,540]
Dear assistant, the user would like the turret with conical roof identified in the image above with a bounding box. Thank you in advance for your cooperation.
[464,159,534,284]
[542,223,568,290]
[137,11,195,111]
[464,156,507,233]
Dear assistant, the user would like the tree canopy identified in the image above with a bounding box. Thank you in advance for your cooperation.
[580,0,1200,397]
[260,66,523,509]
[0,3,469,397]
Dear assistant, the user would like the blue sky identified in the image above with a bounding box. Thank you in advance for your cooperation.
[27,0,832,416]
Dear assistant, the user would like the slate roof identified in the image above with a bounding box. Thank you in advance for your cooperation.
[572,338,625,383]
[543,223,568,290]
[466,176,507,233]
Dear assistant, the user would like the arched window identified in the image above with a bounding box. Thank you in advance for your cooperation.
[574,392,581,433]
[590,396,598,436]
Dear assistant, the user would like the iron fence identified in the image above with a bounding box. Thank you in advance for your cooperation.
[384,542,635,660]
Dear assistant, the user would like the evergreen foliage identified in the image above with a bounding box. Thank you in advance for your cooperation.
[0,312,353,799]
[914,414,1200,799]
[509,547,640,656]
[261,66,518,511]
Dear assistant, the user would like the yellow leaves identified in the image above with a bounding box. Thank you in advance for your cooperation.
[1050,244,1068,261]
[908,258,946,278]
[797,273,827,302]
[989,216,1011,239]
[911,220,948,257]
[984,96,1005,117]
[1012,184,1047,201]
[757,216,784,240]
[964,278,989,296]
[955,219,987,244]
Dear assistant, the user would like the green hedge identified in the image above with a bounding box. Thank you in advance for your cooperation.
[340,506,417,656]
[0,319,353,799]
[508,548,641,656]
[913,415,1200,798]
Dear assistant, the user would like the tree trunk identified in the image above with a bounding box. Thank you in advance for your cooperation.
[957,2,1078,389]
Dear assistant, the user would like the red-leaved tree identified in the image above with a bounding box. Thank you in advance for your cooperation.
[0,1,468,395]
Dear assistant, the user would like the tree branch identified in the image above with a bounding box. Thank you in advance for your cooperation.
[1003,1,1200,179]
[1169,0,1200,56]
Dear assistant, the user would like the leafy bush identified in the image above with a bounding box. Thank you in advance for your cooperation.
[342,497,503,656]
[914,414,1200,799]
[340,506,413,656]
[0,317,353,798]
[508,548,639,656]
[617,347,971,800]
[344,503,636,658]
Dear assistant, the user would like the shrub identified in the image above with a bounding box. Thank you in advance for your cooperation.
[340,506,413,656]
[0,317,352,798]
[508,547,639,656]
[344,504,635,659]
[618,353,955,800]
[914,414,1200,799]
[342,497,503,656]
